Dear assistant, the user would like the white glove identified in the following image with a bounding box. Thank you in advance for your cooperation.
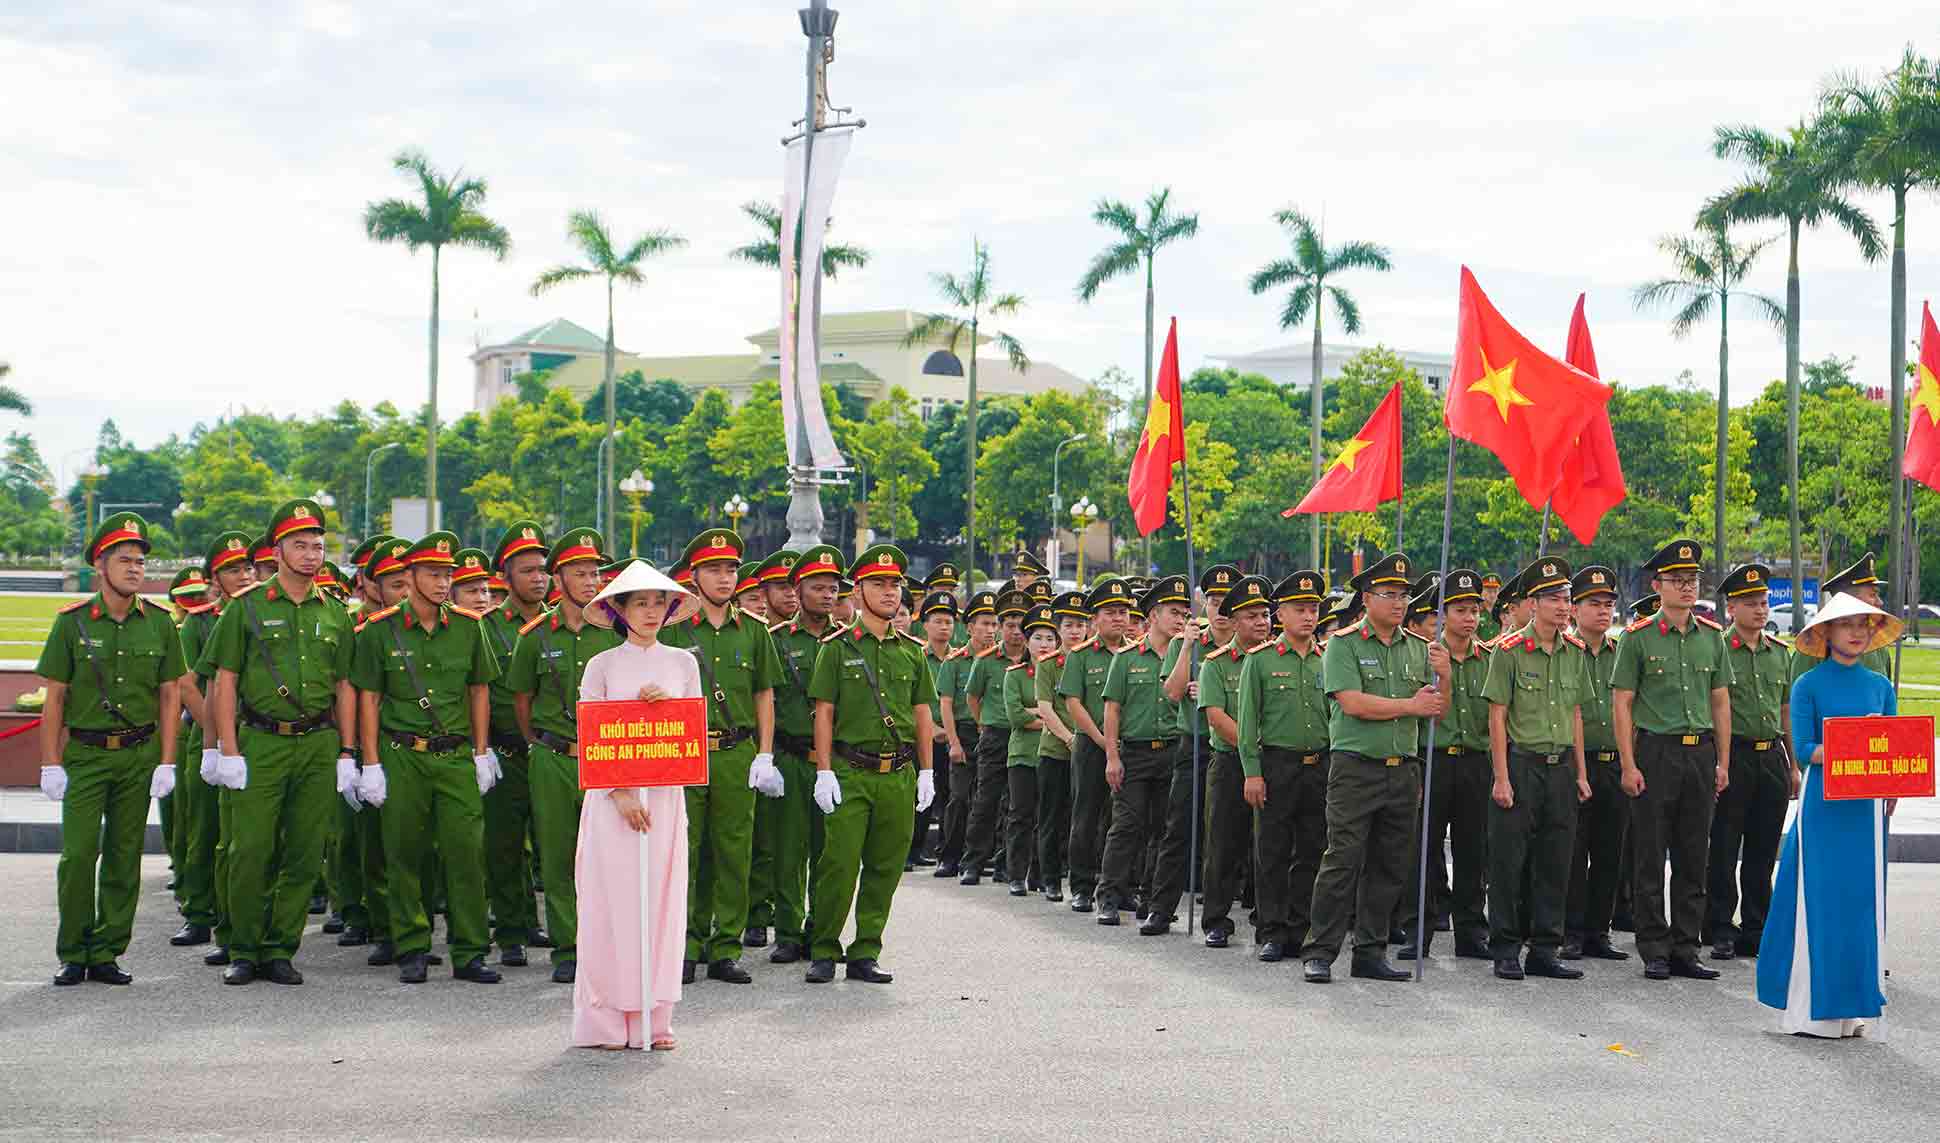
[916,769,936,812]
[813,768,842,815]
[199,748,220,784]
[217,754,248,790]
[474,753,498,795]
[485,749,503,780]
[748,752,785,799]
[357,763,388,807]
[40,765,66,801]
[149,765,176,800]
[336,756,363,810]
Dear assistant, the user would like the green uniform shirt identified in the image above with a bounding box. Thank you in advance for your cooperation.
[967,646,1025,729]
[772,618,837,740]
[1196,640,1251,753]
[1480,624,1591,755]
[349,603,500,737]
[933,646,977,725]
[1319,621,1432,759]
[1102,638,1185,742]
[503,610,622,740]
[1725,629,1788,741]
[806,623,938,752]
[661,607,783,732]
[1235,635,1329,777]
[1034,650,1072,761]
[38,594,187,732]
[480,602,533,735]
[179,606,221,690]
[1477,614,1502,645]
[1437,636,1494,753]
[1003,661,1043,766]
[1572,630,1621,753]
[1056,638,1126,734]
[204,581,354,722]
[1609,613,1733,735]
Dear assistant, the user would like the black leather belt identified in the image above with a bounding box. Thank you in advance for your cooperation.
[709,726,753,752]
[489,730,525,754]
[1591,749,1619,762]
[1440,745,1487,757]
[70,724,157,750]
[836,742,916,773]
[1338,750,1413,768]
[1511,746,1568,766]
[1641,730,1713,749]
[529,728,575,755]
[1122,737,1178,752]
[387,729,469,754]
[775,731,813,757]
[242,705,333,737]
[1263,746,1325,766]
[1732,736,1778,753]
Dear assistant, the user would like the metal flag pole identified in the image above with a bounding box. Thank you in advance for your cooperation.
[1537,498,1553,557]
[1178,334,1202,938]
[1412,433,1458,980]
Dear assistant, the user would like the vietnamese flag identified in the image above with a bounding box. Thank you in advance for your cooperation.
[1444,267,1613,509]
[1903,302,1940,491]
[1128,318,1186,535]
[1548,294,1627,543]
[1283,383,1402,516]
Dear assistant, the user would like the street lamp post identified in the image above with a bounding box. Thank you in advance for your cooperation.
[1050,432,1087,579]
[620,469,654,557]
[724,493,751,535]
[365,442,402,540]
[78,460,106,544]
[313,490,337,560]
[1069,496,1100,586]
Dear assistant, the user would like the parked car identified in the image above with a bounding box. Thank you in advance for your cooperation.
[1767,602,1815,633]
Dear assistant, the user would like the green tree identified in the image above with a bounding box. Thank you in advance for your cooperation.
[584,372,693,428]
[1076,187,1200,450]
[1633,216,1784,602]
[660,389,737,544]
[1684,416,1761,566]
[903,240,1028,580]
[174,432,299,557]
[0,431,60,556]
[727,200,870,277]
[363,147,511,529]
[849,387,940,542]
[975,390,1108,553]
[529,209,686,542]
[1247,207,1393,568]
[0,362,27,416]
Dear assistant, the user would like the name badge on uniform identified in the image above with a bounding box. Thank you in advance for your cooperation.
[262,618,285,628]
[1360,658,1379,667]
[844,657,865,669]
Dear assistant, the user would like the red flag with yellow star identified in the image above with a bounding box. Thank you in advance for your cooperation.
[1902,302,1940,491]
[1548,294,1627,543]
[1128,318,1186,535]
[1283,382,1402,516]
[1444,267,1612,509]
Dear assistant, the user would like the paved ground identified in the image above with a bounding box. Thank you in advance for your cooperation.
[3,855,1938,1142]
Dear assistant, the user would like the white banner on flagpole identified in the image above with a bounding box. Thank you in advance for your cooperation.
[793,128,852,470]
[779,138,806,467]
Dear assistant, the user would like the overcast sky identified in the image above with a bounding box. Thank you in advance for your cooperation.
[4,3,1936,488]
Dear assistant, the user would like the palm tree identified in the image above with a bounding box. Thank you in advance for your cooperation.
[1247,208,1392,569]
[1707,120,1883,631]
[1822,47,1940,615]
[363,148,511,527]
[0,362,27,415]
[530,211,686,540]
[903,239,1027,581]
[727,200,870,277]
[1633,218,1785,604]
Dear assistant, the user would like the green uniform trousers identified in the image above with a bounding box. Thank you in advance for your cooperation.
[330,799,389,937]
[1199,749,1251,934]
[1097,740,1176,909]
[1035,754,1071,887]
[526,741,583,963]
[55,742,157,965]
[226,726,336,963]
[1487,749,1579,958]
[808,761,917,963]
[213,788,235,948]
[1567,754,1629,943]
[1252,748,1331,948]
[747,772,779,930]
[1299,751,1421,962]
[1399,749,1491,946]
[377,740,489,964]
[686,740,758,963]
[1706,737,1789,953]
[482,739,539,946]
[1066,737,1111,897]
[962,727,1011,868]
[163,720,197,892]
[176,743,221,927]
[1629,731,1717,963]
[763,749,822,945]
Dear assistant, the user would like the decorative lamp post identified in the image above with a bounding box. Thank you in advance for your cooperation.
[724,493,751,534]
[78,460,106,543]
[1069,495,1100,586]
[364,441,401,540]
[620,469,655,557]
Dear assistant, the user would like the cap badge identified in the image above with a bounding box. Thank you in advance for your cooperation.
[710,535,729,550]
[1590,571,1605,584]
[1678,545,1692,559]
[521,527,536,540]
[435,539,450,553]
[227,538,244,551]
[128,521,143,537]
[1747,569,1760,582]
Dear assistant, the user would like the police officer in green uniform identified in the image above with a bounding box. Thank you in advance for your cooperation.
[1706,562,1794,960]
[1096,576,1193,928]
[1299,553,1448,984]
[913,587,959,869]
[1059,577,1133,912]
[349,531,504,984]
[1792,553,1893,679]
[1237,570,1331,961]
[1563,564,1632,961]
[504,527,617,982]
[934,588,993,877]
[173,532,255,952]
[1611,538,1732,981]
[1000,604,1058,895]
[961,589,1029,884]
[1197,574,1271,947]
[1480,556,1592,981]
[162,566,209,891]
[660,528,783,985]
[1476,574,1504,644]
[1010,549,1049,593]
[250,534,279,583]
[331,536,401,957]
[763,546,833,965]
[1032,590,1090,902]
[1398,569,1493,961]
[479,521,551,967]
[743,548,800,942]
[804,544,938,984]
[202,499,356,986]
[38,513,184,986]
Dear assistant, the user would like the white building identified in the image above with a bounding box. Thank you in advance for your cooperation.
[1208,341,1454,395]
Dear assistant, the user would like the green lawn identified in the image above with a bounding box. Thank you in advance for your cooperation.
[1892,643,1940,688]
[0,594,87,659]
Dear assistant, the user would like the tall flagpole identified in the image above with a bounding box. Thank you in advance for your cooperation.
[1537,498,1553,557]
[1412,433,1458,980]
[1179,354,1202,938]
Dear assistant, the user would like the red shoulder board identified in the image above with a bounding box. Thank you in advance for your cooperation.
[1625,616,1653,633]
[518,611,550,636]
[1007,660,1029,673]
[362,604,402,625]
[1693,613,1722,630]
[59,597,90,614]
[1561,631,1585,650]
[448,605,483,621]
[1069,637,1097,653]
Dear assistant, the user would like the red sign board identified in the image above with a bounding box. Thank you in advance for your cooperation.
[1822,715,1936,800]
[575,698,710,790]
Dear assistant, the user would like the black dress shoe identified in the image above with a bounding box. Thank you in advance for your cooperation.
[933,863,959,878]
[804,959,835,984]
[264,959,304,986]
[846,958,893,983]
[1454,938,1493,960]
[1711,939,1736,961]
[1043,881,1063,903]
[1581,936,1631,961]
[1396,937,1430,961]
[1350,952,1410,982]
[708,958,752,984]
[307,895,327,915]
[454,956,501,983]
[398,953,429,984]
[551,960,576,984]
[1302,958,1333,983]
[1133,899,1150,921]
[769,941,803,964]
[1096,905,1121,926]
[530,929,555,948]
[681,960,696,984]
[1643,958,1671,980]
[1070,894,1093,913]
[204,946,231,966]
[1559,938,1584,960]
[1526,954,1584,980]
[913,854,938,867]
[223,960,257,985]
[170,922,212,947]
[1138,914,1172,936]
[1738,942,1761,959]
[53,962,86,986]
[425,953,444,966]
[1493,957,1526,981]
[321,912,346,935]
[1008,881,1027,897]
[1205,926,1231,949]
[367,942,398,967]
[337,925,370,948]
[959,870,981,886]
[742,926,769,948]
[501,944,528,967]
[1387,928,1409,946]
[1257,941,1285,962]
[1670,957,1721,980]
[86,961,132,985]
